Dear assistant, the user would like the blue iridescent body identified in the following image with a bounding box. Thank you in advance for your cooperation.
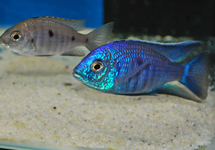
[73,40,209,102]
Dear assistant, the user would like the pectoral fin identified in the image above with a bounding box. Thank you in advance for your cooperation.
[114,58,152,86]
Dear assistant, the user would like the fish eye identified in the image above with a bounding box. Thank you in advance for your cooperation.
[91,60,104,72]
[11,31,22,42]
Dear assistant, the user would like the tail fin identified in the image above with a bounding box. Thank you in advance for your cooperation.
[180,52,209,100]
[86,22,114,51]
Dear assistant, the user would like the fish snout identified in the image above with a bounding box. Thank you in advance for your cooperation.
[0,37,6,46]
[73,70,84,80]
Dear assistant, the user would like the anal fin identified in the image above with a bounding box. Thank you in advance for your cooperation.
[150,81,204,102]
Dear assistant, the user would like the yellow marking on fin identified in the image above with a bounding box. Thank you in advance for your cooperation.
[37,16,82,22]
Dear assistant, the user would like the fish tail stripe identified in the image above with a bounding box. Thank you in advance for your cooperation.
[135,70,143,92]
[56,28,61,53]
[63,30,68,54]
[139,70,147,92]
[60,29,66,53]
[132,69,141,92]
[54,27,60,53]
[32,25,38,53]
[127,61,133,92]
[40,25,45,53]
[52,28,57,53]
[62,30,67,53]
[47,29,53,54]
[180,52,209,99]
[144,65,153,91]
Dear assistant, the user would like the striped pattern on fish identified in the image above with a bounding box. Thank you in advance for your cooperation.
[73,40,209,102]
[0,17,114,56]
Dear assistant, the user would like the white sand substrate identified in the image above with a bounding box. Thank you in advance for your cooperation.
[0,28,214,150]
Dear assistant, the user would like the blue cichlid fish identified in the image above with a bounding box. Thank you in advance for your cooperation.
[73,40,209,102]
[0,16,114,56]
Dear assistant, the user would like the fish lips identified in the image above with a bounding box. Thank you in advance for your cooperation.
[0,37,6,46]
[73,70,84,81]
[0,37,8,50]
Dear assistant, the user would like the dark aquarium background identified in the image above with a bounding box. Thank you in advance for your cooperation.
[104,0,215,38]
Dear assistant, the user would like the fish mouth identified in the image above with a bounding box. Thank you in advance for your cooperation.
[0,37,6,51]
[0,37,6,46]
[73,70,84,80]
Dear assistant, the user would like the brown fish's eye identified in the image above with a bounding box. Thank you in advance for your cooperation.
[11,31,22,42]
[91,60,104,72]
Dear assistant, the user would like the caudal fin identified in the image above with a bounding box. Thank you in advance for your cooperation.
[180,52,209,100]
[86,22,114,51]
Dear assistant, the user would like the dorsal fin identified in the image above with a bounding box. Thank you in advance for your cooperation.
[33,16,86,31]
[119,40,204,63]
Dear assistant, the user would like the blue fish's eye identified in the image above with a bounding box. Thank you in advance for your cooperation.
[11,31,22,42]
[91,60,104,72]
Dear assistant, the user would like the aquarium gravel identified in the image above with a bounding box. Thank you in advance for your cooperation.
[0,28,214,150]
